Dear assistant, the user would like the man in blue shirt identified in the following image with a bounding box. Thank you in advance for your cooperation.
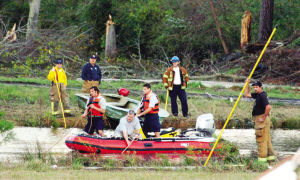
[81,55,102,93]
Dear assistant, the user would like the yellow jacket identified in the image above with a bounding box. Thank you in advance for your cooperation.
[47,67,67,86]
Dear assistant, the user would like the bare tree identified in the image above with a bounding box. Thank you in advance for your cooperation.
[258,0,274,42]
[209,1,229,54]
[26,0,41,41]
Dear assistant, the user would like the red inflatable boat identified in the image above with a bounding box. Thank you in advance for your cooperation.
[65,134,221,156]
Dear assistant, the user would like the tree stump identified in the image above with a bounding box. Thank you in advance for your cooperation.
[240,11,252,48]
[105,15,117,61]
[3,23,17,43]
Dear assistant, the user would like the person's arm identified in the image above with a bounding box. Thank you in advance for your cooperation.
[137,108,141,115]
[163,70,169,89]
[122,130,130,145]
[244,78,252,98]
[137,95,157,117]
[81,107,89,118]
[258,94,271,122]
[183,68,189,83]
[98,66,102,84]
[89,98,106,114]
[63,69,67,86]
[137,107,152,117]
[133,119,141,138]
[47,68,55,82]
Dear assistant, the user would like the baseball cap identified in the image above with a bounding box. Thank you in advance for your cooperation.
[171,56,179,63]
[90,55,97,59]
[55,59,63,64]
[252,81,262,87]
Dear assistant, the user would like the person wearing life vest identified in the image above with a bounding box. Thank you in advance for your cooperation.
[137,83,160,138]
[162,56,189,117]
[244,79,275,163]
[47,59,71,115]
[81,55,102,93]
[81,86,106,136]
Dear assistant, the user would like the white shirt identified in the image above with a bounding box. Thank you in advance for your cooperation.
[173,67,181,85]
[115,116,141,136]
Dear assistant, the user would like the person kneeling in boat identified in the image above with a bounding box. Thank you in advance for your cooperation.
[115,110,142,145]
[81,86,106,137]
[137,83,160,138]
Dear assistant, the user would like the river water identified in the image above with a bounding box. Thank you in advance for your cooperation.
[0,127,299,162]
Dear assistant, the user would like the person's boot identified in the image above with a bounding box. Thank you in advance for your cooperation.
[51,102,59,115]
[63,102,71,115]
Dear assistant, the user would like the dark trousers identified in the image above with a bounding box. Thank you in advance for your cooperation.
[169,85,188,116]
[142,113,160,138]
[84,116,104,135]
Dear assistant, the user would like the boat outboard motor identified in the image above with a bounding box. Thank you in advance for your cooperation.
[196,113,215,135]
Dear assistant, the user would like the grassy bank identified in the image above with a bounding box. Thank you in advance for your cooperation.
[0,168,259,180]
[1,76,300,99]
[0,83,300,129]
[0,142,263,180]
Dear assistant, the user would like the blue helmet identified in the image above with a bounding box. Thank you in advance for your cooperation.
[55,59,63,64]
[171,56,179,63]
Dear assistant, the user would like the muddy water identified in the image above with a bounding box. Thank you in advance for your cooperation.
[0,127,299,162]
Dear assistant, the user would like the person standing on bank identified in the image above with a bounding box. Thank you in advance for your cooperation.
[81,55,102,93]
[163,56,189,117]
[137,83,160,138]
[47,59,71,115]
[81,86,106,136]
[244,79,275,163]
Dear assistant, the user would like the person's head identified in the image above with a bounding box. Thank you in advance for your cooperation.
[171,56,180,67]
[252,81,263,93]
[89,55,97,65]
[126,110,136,122]
[90,86,100,97]
[142,83,151,95]
[55,59,63,69]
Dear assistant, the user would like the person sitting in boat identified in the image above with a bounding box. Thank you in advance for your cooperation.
[115,110,141,145]
[81,86,106,137]
[137,83,160,138]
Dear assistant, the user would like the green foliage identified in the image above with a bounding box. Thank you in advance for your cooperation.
[287,37,300,48]
[0,119,14,133]
[0,111,14,144]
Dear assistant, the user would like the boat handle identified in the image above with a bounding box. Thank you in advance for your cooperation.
[144,143,152,147]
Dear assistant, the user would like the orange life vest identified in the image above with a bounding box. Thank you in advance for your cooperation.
[140,92,159,114]
[88,94,104,116]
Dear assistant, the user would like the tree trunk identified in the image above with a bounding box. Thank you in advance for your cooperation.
[209,1,229,54]
[26,0,41,41]
[258,0,274,42]
[240,11,252,48]
[105,15,117,59]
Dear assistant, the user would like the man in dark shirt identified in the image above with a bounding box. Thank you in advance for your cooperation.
[244,79,275,163]
[81,55,102,93]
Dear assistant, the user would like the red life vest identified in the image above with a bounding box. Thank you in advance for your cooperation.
[140,92,159,114]
[88,94,104,116]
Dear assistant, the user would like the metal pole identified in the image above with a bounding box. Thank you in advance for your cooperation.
[164,90,169,110]
[53,67,67,128]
